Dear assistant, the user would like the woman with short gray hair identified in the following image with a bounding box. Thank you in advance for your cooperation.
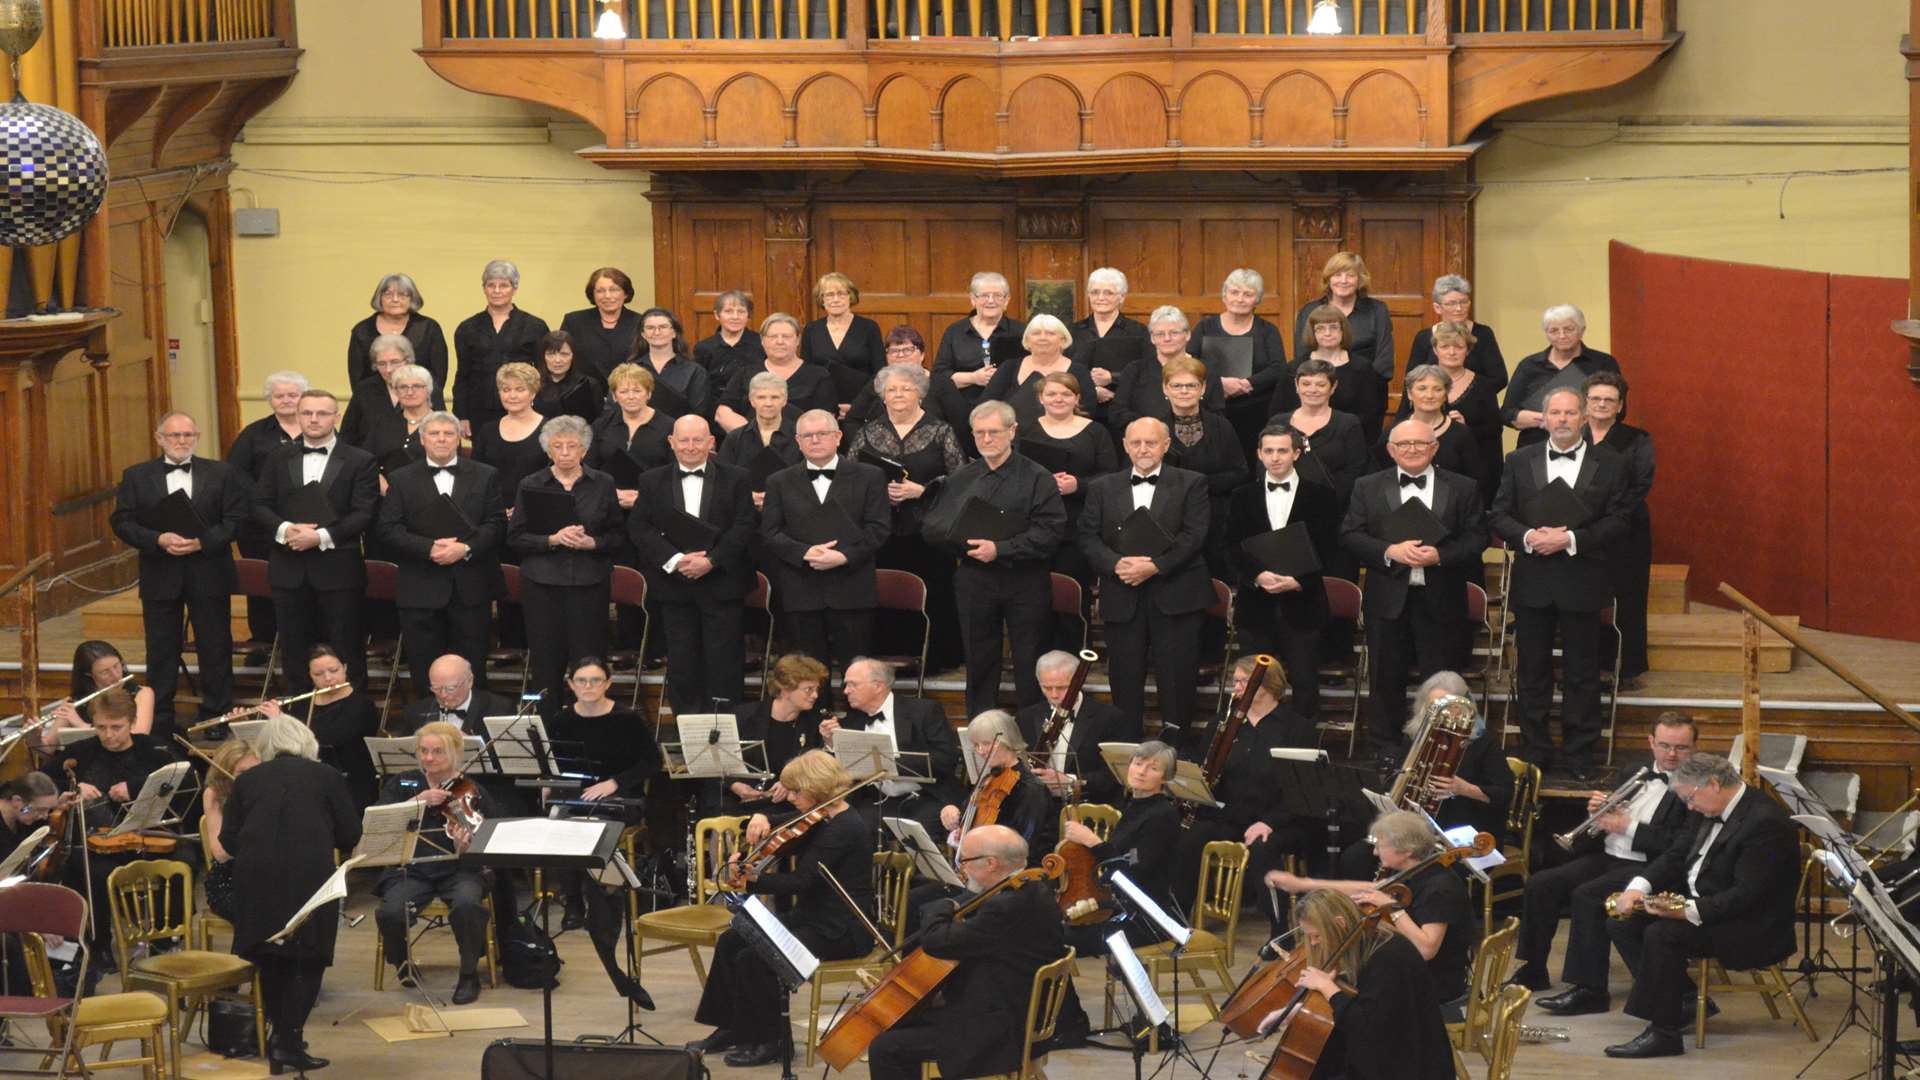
[453,258,551,435]
[1402,273,1508,393]
[1193,267,1289,454]
[509,412,620,699]
[1068,266,1147,406]
[339,333,420,448]
[982,312,1094,429]
[1501,301,1621,449]
[349,271,449,402]
[933,271,1028,405]
[1108,304,1225,435]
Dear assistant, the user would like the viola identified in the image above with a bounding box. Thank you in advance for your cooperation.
[439,776,485,835]
[1053,840,1115,926]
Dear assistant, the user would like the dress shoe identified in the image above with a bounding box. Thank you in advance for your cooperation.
[1506,964,1552,992]
[452,972,482,1005]
[561,899,587,932]
[1537,985,1611,1016]
[687,1028,740,1054]
[612,973,657,1011]
[268,1033,329,1074]
[1604,1024,1683,1058]
[724,1041,785,1067]
[1678,995,1720,1024]
[393,961,422,989]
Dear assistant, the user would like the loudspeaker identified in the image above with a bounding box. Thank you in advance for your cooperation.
[480,1038,706,1080]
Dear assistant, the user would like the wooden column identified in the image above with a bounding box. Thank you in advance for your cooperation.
[1739,612,1761,785]
[1905,0,1920,385]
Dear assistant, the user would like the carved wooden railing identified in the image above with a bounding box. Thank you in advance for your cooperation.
[97,0,278,47]
[0,554,52,721]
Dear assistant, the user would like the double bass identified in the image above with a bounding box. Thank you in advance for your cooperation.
[1181,654,1275,830]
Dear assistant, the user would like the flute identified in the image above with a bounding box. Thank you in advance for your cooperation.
[185,685,331,733]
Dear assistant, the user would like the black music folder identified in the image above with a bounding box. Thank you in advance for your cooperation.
[748,447,786,490]
[1239,521,1321,578]
[1522,477,1591,530]
[284,482,337,527]
[1381,497,1447,546]
[1523,363,1590,412]
[660,506,721,553]
[1018,438,1073,475]
[548,380,601,420]
[1200,334,1254,381]
[789,498,861,548]
[857,448,910,483]
[379,445,426,476]
[1112,507,1175,558]
[138,489,207,539]
[413,493,475,541]
[829,362,871,403]
[521,487,582,535]
[651,378,689,418]
[1294,450,1334,490]
[949,496,1027,543]
[597,448,643,490]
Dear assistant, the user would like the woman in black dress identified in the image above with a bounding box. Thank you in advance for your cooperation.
[360,363,436,490]
[469,362,551,504]
[339,334,410,448]
[720,653,826,815]
[1402,274,1507,393]
[1291,251,1396,399]
[263,645,378,809]
[718,371,801,508]
[229,371,306,643]
[1059,739,1182,949]
[558,267,641,383]
[800,272,885,381]
[1192,267,1289,455]
[689,750,876,1068]
[221,715,362,1073]
[452,259,550,435]
[629,307,712,421]
[1277,304,1385,447]
[714,314,835,434]
[1274,359,1370,515]
[693,290,763,395]
[534,330,606,424]
[981,314,1095,430]
[1402,322,1503,506]
[507,415,624,702]
[1583,370,1654,688]
[932,271,1027,406]
[1108,305,1226,435]
[40,639,155,746]
[1020,371,1117,598]
[1377,364,1482,492]
[1162,356,1247,576]
[1502,302,1620,449]
[591,363,676,509]
[1067,267,1146,412]
[348,273,449,402]
[197,737,260,923]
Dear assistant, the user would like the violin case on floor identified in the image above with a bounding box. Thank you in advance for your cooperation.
[481,1038,706,1080]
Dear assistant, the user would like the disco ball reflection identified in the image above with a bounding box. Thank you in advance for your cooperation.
[0,98,107,248]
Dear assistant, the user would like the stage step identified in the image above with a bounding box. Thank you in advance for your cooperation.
[1647,612,1797,674]
[79,590,248,646]
[1648,564,1688,615]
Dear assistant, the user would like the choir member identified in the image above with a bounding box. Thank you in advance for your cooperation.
[337,335,411,448]
[396,655,517,738]
[629,415,756,715]
[1291,250,1396,389]
[1377,364,1483,492]
[719,653,827,815]
[980,314,1095,429]
[717,372,800,510]
[1274,304,1385,447]
[221,716,361,1074]
[228,371,307,645]
[923,400,1068,717]
[534,330,605,424]
[1489,387,1633,779]
[761,409,891,674]
[1502,303,1620,449]
[1106,305,1225,435]
[1583,370,1654,689]
[1339,420,1487,766]
[375,410,508,690]
[469,362,551,506]
[506,415,622,702]
[359,363,437,489]
[252,389,378,692]
[1017,649,1132,806]
[1403,274,1507,392]
[198,738,259,925]
[1398,322,1503,506]
[347,272,449,402]
[693,290,763,394]
[1018,371,1117,597]
[452,259,550,435]
[262,645,378,809]
[374,721,492,1005]
[800,272,886,379]
[715,314,835,433]
[109,410,250,737]
[1066,266,1145,409]
[1077,417,1213,737]
[1191,267,1288,454]
[590,363,677,503]
[558,266,641,383]
[630,307,712,420]
[1227,423,1340,721]
[842,326,976,456]
[38,641,155,747]
[933,271,1027,406]
[1161,356,1247,576]
[1276,358,1371,509]
[820,657,961,834]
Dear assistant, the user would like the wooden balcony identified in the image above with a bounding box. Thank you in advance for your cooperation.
[419,0,1677,175]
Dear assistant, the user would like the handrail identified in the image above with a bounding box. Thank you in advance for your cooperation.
[2,553,50,724]
[1716,582,1920,740]
[0,554,52,603]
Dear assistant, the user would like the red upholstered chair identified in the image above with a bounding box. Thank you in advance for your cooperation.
[608,567,652,710]
[0,883,90,1075]
[1050,573,1088,654]
[1318,576,1364,755]
[872,569,931,695]
[488,565,532,696]
[363,560,405,716]
[744,571,775,692]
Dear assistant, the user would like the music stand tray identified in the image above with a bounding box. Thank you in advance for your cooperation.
[1099,743,1218,809]
[463,817,624,871]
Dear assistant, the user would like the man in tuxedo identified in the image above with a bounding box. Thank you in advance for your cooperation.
[374,411,507,693]
[761,409,891,680]
[1077,418,1213,737]
[252,389,379,693]
[1603,753,1801,1059]
[1514,713,1699,1010]
[821,657,960,835]
[1015,650,1131,806]
[1340,419,1487,769]
[629,415,755,715]
[923,401,1068,717]
[109,411,252,738]
[1226,423,1340,722]
[395,655,516,737]
[1489,387,1633,779]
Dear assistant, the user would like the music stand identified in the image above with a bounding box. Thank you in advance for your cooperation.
[1105,930,1170,1080]
[1103,868,1209,1075]
[103,761,197,838]
[662,713,772,784]
[1099,743,1219,811]
[1267,755,1373,919]
[720,893,819,1080]
[830,732,933,788]
[880,817,965,890]
[1768,765,1876,992]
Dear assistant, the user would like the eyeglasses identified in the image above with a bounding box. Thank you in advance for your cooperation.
[819,290,850,300]
[570,675,609,686]
[1149,329,1186,340]
[955,855,995,866]
[1388,440,1437,450]
[1436,298,1472,309]
[429,683,471,694]
[796,430,837,441]
[1165,382,1203,392]
[1651,740,1692,754]
[395,383,429,392]
[973,292,1008,302]
[158,431,198,440]
[885,347,920,357]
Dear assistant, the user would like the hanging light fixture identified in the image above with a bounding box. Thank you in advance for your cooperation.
[593,0,627,39]
[0,0,108,257]
[1305,0,1341,34]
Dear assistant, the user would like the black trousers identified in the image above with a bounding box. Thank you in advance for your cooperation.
[659,597,745,715]
[1364,587,1459,754]
[955,563,1051,718]
[1512,604,1603,763]
[255,955,327,1041]
[1609,527,1653,679]
[788,608,872,684]
[1608,913,1709,1029]
[273,584,366,692]
[377,870,490,972]
[1235,599,1323,721]
[520,578,611,703]
[1105,607,1203,737]
[1516,850,1645,989]
[694,924,857,1043]
[869,1007,955,1080]
[145,589,233,737]
[398,600,492,695]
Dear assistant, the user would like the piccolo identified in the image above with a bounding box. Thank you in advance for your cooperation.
[1554,765,1651,851]
[186,685,330,733]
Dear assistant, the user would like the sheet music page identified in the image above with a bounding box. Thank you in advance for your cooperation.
[481,715,551,777]
[1361,788,1397,816]
[56,727,96,748]
[107,761,192,835]
[366,736,424,777]
[675,714,751,776]
[487,818,605,858]
[1441,824,1505,876]
[832,730,899,781]
[739,895,819,981]
[0,826,48,878]
[1759,765,1833,820]
[960,738,984,786]
[882,816,964,888]
[229,719,267,745]
[1110,869,1190,946]
[351,801,427,867]
[1106,931,1170,1027]
[268,855,366,944]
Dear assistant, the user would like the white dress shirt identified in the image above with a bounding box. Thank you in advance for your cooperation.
[1628,782,1746,926]
[661,463,708,573]
[1129,468,1162,512]
[1394,466,1436,586]
[1602,771,1672,862]
[276,438,337,551]
[863,693,916,798]
[163,457,193,499]
[808,459,835,504]
[427,457,458,497]
[1262,471,1298,531]
[1526,438,1584,556]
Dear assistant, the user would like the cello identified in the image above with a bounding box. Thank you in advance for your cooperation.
[1181,654,1274,830]
[816,853,1065,1071]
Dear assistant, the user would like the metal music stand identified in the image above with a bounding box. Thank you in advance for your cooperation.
[719,893,819,1080]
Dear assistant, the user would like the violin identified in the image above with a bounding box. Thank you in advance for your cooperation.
[1182,654,1274,830]
[438,775,485,836]
[818,853,1065,1072]
[722,776,881,889]
[950,736,1019,865]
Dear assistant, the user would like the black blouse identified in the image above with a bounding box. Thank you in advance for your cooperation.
[1501,347,1621,447]
[558,307,641,383]
[348,311,450,402]
[1106,353,1227,435]
[1092,792,1182,906]
[1292,294,1396,382]
[1586,421,1654,530]
[1204,705,1319,831]
[747,809,875,958]
[338,375,397,449]
[1018,421,1117,520]
[846,415,968,536]
[719,359,837,422]
[733,699,819,782]
[1166,410,1248,500]
[694,329,764,393]
[933,314,1028,403]
[470,416,552,499]
[1269,355,1385,444]
[506,467,624,585]
[547,704,662,796]
[717,422,802,489]
[1067,313,1149,375]
[228,414,300,486]
[1405,321,1508,393]
[800,315,886,376]
[536,370,607,424]
[1191,313,1289,398]
[308,693,380,809]
[452,306,550,423]
[637,354,713,420]
[589,409,675,484]
[1276,408,1370,504]
[1316,933,1457,1080]
[982,358,1097,430]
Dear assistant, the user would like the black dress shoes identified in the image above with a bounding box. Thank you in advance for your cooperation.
[1537,985,1611,1016]
[1678,995,1720,1024]
[1506,964,1552,992]
[268,1032,329,1075]
[1604,1024,1683,1058]
[452,972,482,1005]
[687,1028,740,1054]
[724,1041,785,1067]
[612,973,657,1011]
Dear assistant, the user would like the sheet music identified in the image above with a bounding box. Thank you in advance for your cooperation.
[481,715,555,777]
[486,818,607,858]
[1106,931,1170,1027]
[1360,787,1397,816]
[350,801,428,867]
[832,730,931,784]
[268,855,367,944]
[882,816,965,888]
[1760,765,1834,820]
[1110,869,1190,947]
[1440,823,1505,877]
[56,727,96,748]
[960,737,985,786]
[0,826,49,878]
[107,761,193,836]
[671,714,760,778]
[738,895,819,982]
[229,719,267,746]
[366,735,484,777]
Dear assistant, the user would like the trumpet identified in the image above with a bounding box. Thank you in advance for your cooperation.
[186,685,330,732]
[1554,766,1652,851]
[1606,890,1688,919]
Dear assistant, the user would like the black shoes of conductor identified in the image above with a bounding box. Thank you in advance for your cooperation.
[268,1030,328,1074]
[1604,1023,1683,1058]
[1536,985,1611,1016]
[724,1041,785,1067]
[687,1028,740,1054]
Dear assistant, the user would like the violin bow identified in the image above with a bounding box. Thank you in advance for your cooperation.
[817,862,901,964]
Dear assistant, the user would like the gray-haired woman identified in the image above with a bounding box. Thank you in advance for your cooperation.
[227,371,310,644]
[933,271,1028,405]
[1402,274,1507,392]
[349,272,449,402]
[506,414,623,700]
[452,258,551,436]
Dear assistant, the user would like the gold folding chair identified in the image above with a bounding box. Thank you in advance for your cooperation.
[1473,758,1540,924]
[631,815,747,985]
[1447,917,1518,1061]
[922,948,1077,1080]
[1692,957,1818,1047]
[804,850,916,1065]
[1059,802,1119,843]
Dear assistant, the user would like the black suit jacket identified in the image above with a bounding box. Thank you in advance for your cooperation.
[627,460,756,603]
[1225,475,1339,630]
[759,457,891,612]
[111,457,251,600]
[251,441,380,591]
[1014,696,1132,805]
[396,689,519,737]
[1338,467,1486,621]
[1077,466,1213,622]
[1488,441,1633,612]
[920,880,1067,1078]
[1636,784,1800,967]
[373,458,508,608]
[839,695,962,803]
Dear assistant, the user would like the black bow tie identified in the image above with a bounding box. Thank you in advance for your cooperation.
[442,707,467,719]
[680,469,706,480]
[807,468,835,481]
[303,445,329,455]
[1549,448,1578,462]
[1131,474,1159,487]
[430,465,456,477]
[164,461,192,473]
[1399,473,1426,489]
[1267,479,1291,493]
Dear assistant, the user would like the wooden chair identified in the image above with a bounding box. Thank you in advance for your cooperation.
[489,564,533,695]
[192,817,234,952]
[1060,802,1119,843]
[1473,758,1541,924]
[371,893,500,990]
[631,815,748,985]
[1484,984,1535,1080]
[1692,958,1818,1048]
[804,850,916,1065]
[1113,840,1246,1044]
[1316,576,1364,754]
[108,860,267,1078]
[23,933,169,1080]
[921,948,1077,1080]
[744,571,775,690]
[1447,917,1518,1062]
[874,569,932,694]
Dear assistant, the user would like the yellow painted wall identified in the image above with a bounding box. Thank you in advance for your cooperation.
[229,0,1910,422]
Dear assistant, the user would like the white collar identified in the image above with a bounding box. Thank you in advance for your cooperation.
[303,437,337,453]
[1131,466,1163,481]
[871,693,897,723]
